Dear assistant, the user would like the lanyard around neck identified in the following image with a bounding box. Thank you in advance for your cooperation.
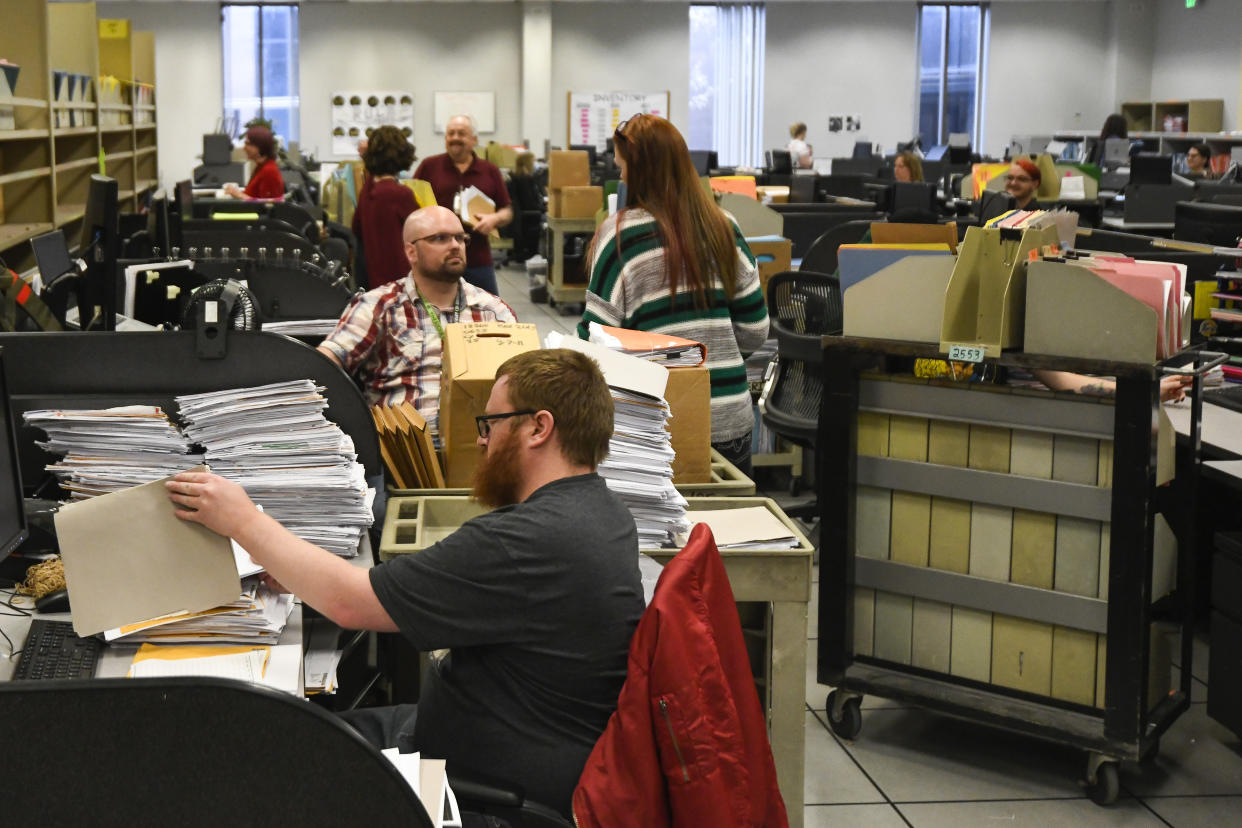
[414,283,463,342]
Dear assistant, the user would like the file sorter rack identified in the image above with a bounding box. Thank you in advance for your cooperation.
[816,336,1211,806]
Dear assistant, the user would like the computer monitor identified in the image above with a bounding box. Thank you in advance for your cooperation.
[79,174,120,330]
[1173,201,1242,247]
[947,133,972,164]
[1102,138,1131,166]
[689,150,717,176]
[202,133,233,166]
[766,150,792,174]
[570,144,598,166]
[0,349,28,557]
[924,145,948,162]
[1131,154,1173,187]
[30,230,74,285]
[851,141,873,160]
[887,182,938,216]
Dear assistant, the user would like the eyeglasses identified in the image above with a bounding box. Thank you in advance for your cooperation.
[1005,175,1033,183]
[408,232,470,246]
[614,118,630,142]
[475,409,536,438]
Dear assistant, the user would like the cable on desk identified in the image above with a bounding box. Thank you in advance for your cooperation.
[1,588,34,658]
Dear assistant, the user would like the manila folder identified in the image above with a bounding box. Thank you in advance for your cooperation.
[54,470,241,637]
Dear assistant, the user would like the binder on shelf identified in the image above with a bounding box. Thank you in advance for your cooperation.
[939,223,1059,358]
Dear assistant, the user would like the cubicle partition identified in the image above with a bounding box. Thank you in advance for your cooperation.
[0,331,381,492]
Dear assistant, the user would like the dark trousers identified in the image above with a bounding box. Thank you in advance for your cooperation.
[713,431,754,479]
[337,703,419,752]
[464,265,499,296]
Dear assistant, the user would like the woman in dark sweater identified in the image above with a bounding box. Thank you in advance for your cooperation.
[354,126,418,289]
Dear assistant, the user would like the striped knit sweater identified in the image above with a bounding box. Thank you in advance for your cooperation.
[577,207,770,443]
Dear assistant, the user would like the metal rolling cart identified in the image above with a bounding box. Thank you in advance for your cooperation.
[815,336,1224,805]
[544,216,595,307]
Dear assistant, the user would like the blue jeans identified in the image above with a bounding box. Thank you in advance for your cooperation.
[464,265,499,296]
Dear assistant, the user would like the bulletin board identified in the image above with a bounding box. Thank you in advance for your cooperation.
[330,90,413,157]
[433,92,496,134]
[568,91,670,152]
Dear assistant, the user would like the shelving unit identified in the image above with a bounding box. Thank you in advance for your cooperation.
[0,0,158,274]
[817,338,1203,805]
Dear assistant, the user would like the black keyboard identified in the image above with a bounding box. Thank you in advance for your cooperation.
[1206,384,1242,415]
[13,619,103,681]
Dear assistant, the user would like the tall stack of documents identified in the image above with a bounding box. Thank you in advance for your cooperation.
[175,380,373,557]
[601,388,690,547]
[586,322,706,368]
[24,406,202,498]
[548,333,689,547]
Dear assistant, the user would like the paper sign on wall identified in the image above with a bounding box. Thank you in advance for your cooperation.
[331,90,414,158]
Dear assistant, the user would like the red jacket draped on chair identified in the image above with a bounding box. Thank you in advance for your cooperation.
[572,523,789,827]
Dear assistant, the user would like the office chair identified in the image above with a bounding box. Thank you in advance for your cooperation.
[0,677,434,827]
[800,219,872,276]
[759,270,842,507]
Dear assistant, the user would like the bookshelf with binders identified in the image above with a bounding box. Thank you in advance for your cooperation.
[0,0,158,274]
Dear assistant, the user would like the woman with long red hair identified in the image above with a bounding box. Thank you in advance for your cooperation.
[577,114,769,474]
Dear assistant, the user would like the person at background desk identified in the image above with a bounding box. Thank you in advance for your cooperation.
[166,348,644,820]
[1186,143,1216,179]
[223,125,284,200]
[577,114,769,476]
[786,121,813,169]
[894,151,924,183]
[318,205,515,427]
[1089,113,1130,166]
[1005,159,1041,210]
[354,125,418,289]
[413,115,512,296]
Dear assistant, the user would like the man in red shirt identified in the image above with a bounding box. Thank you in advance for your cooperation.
[413,115,512,296]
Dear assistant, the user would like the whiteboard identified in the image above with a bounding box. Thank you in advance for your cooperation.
[568,91,670,152]
[433,92,496,134]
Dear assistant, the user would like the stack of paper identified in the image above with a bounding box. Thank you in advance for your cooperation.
[261,319,341,337]
[587,322,706,368]
[379,751,462,828]
[104,580,294,645]
[548,333,689,547]
[126,640,303,696]
[175,380,374,557]
[304,616,344,695]
[680,506,800,550]
[456,185,497,237]
[24,405,202,499]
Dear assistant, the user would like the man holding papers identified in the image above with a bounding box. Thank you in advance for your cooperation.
[167,349,643,820]
[413,114,512,295]
[318,205,515,427]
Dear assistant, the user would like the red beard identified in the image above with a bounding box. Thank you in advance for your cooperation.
[471,427,523,508]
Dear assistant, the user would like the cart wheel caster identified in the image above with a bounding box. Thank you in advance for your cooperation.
[1085,756,1120,806]
[826,690,862,740]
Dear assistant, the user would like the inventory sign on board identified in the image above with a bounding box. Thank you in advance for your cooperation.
[568,91,669,152]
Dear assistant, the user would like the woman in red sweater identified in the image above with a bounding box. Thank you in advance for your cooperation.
[354,125,418,288]
[224,125,284,200]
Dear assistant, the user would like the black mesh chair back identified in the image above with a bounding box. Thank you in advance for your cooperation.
[760,270,842,447]
[801,219,873,276]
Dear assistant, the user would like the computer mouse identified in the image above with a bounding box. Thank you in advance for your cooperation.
[35,588,70,614]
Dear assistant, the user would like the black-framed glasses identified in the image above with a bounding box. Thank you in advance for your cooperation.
[475,409,536,438]
[409,232,470,246]
[614,118,630,142]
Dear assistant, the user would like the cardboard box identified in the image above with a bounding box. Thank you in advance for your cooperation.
[550,185,602,219]
[439,321,541,487]
[548,150,590,190]
[665,366,711,484]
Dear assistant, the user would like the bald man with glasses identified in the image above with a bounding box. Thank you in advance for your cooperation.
[319,205,516,429]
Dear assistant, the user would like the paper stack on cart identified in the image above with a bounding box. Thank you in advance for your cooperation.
[546,333,689,547]
[176,380,373,557]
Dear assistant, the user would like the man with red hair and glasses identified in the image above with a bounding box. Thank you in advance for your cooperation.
[1005,158,1042,210]
[318,205,515,432]
[167,348,643,820]
[577,114,769,475]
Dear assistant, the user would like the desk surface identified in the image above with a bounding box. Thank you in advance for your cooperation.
[1165,398,1242,458]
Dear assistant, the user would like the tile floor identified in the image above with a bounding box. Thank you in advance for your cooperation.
[492,260,1242,828]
